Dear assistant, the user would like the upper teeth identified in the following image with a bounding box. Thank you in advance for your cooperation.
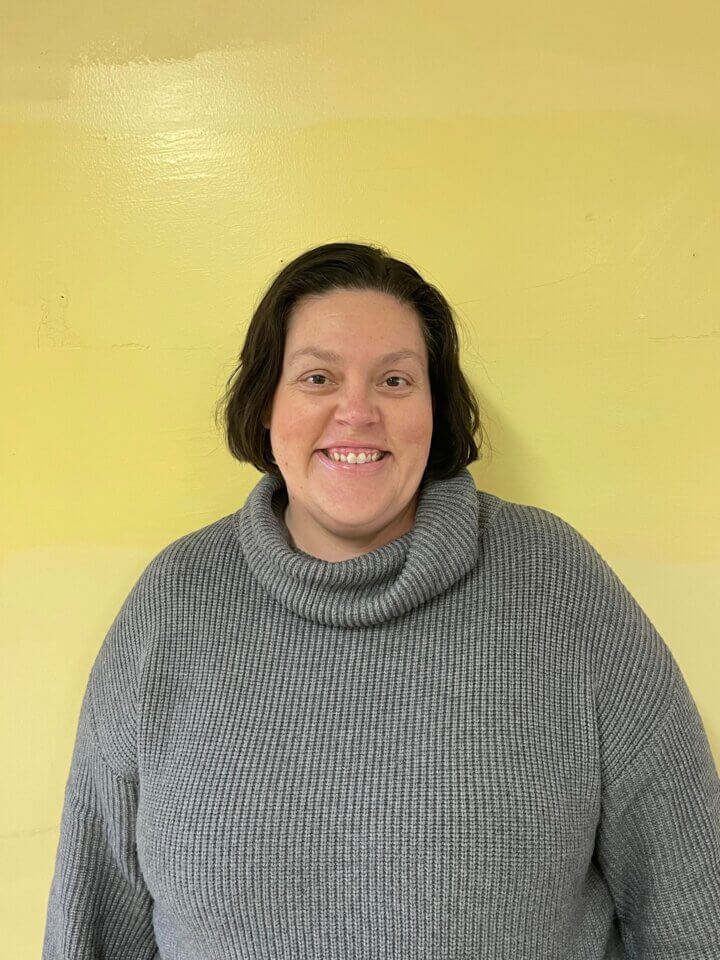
[325,449,384,463]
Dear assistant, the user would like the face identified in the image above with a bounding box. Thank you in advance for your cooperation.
[265,288,434,561]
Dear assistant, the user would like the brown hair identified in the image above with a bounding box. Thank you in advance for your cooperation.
[216,241,484,482]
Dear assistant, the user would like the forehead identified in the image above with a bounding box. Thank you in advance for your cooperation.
[285,289,427,355]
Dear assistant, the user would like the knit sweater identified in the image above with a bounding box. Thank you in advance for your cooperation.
[43,468,720,959]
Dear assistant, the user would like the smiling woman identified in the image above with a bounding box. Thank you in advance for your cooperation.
[264,288,435,560]
[218,243,482,561]
[43,243,720,959]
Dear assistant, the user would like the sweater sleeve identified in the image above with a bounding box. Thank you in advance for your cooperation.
[552,520,720,957]
[596,668,720,958]
[43,560,163,960]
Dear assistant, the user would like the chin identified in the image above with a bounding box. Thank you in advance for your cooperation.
[325,510,386,530]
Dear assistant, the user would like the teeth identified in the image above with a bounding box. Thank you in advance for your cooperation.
[325,450,384,463]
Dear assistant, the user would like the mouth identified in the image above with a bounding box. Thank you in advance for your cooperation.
[315,449,392,472]
[319,449,389,463]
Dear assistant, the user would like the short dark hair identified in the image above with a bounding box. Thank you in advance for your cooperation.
[216,241,484,482]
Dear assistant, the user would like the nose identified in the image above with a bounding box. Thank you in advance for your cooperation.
[333,380,380,427]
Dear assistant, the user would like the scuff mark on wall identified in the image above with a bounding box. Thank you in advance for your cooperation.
[0,825,59,840]
[649,330,719,341]
[37,282,81,350]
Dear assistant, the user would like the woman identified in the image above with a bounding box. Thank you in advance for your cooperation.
[44,243,720,958]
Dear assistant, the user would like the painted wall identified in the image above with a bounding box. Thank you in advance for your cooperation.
[2,0,719,952]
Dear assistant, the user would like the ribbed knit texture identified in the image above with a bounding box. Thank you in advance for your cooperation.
[43,468,720,959]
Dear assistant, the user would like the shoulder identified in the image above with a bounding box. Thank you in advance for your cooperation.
[475,488,602,574]
[473,489,637,652]
[87,511,243,775]
[475,489,679,780]
[475,487,670,656]
[141,510,243,587]
[93,512,243,640]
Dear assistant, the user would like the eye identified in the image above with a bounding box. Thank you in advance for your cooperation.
[300,373,410,387]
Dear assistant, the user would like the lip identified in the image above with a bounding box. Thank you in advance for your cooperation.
[315,450,391,474]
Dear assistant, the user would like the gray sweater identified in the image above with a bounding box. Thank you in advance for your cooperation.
[43,469,720,959]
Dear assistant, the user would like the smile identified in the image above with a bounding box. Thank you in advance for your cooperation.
[322,449,386,463]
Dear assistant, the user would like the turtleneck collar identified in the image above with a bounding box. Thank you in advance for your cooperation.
[235,468,481,627]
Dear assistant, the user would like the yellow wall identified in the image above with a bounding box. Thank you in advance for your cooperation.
[2,1,719,953]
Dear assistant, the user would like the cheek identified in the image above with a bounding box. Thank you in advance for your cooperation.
[403,401,434,444]
[271,396,322,454]
[271,392,306,432]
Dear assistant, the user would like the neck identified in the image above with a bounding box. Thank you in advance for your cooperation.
[237,468,481,626]
[283,497,418,562]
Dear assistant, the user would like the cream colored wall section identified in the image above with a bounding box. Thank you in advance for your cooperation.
[2,1,719,954]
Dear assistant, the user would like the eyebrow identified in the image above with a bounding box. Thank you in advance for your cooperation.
[287,347,424,367]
